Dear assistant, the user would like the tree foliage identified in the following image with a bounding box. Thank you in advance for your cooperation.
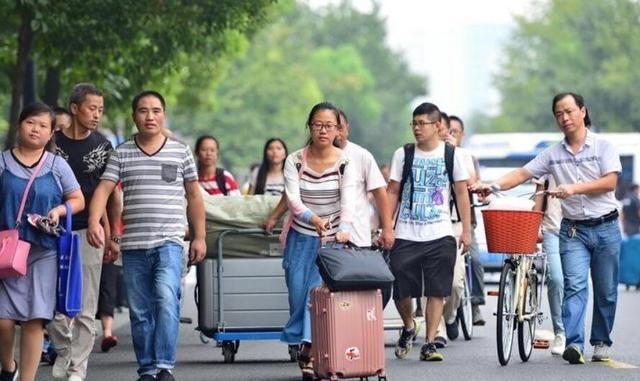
[171,1,427,170]
[0,0,275,147]
[487,0,640,133]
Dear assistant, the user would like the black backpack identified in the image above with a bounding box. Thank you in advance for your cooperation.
[397,143,459,222]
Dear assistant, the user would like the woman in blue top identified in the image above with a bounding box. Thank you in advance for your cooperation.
[0,103,84,381]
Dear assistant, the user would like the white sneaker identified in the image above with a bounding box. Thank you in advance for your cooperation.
[550,334,565,355]
[68,375,83,381]
[592,343,611,362]
[52,355,70,380]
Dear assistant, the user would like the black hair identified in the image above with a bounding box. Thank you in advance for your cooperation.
[195,135,219,152]
[194,135,219,170]
[131,90,166,113]
[412,102,441,121]
[552,92,591,127]
[449,115,464,131]
[305,101,340,146]
[631,184,639,192]
[254,138,288,195]
[68,83,103,111]
[53,106,71,116]
[18,102,57,152]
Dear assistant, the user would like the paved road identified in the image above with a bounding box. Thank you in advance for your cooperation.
[36,278,640,381]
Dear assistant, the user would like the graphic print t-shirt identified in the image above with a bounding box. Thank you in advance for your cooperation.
[55,130,113,230]
[389,142,469,242]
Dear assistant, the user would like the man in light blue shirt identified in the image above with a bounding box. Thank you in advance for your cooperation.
[472,92,621,365]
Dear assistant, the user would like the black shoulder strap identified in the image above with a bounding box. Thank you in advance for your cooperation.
[399,143,415,206]
[444,143,460,221]
[394,143,415,229]
[541,179,550,213]
[215,167,228,195]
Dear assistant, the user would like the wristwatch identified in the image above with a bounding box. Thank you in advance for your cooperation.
[110,236,121,244]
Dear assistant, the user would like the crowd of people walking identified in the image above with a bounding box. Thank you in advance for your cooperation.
[0,84,625,381]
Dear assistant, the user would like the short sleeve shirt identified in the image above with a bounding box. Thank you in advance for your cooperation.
[389,142,469,242]
[532,175,562,234]
[100,137,198,250]
[524,130,621,220]
[343,142,387,247]
[55,130,113,230]
[0,151,79,195]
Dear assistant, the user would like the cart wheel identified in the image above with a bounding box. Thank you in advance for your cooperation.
[378,376,388,381]
[199,332,210,344]
[222,341,236,363]
[288,344,300,362]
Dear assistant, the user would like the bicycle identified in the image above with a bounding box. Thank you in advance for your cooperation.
[480,201,546,366]
[456,253,473,341]
[495,249,546,365]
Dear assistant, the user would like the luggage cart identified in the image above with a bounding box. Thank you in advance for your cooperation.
[195,228,299,363]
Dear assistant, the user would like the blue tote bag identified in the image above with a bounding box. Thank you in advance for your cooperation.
[57,202,83,317]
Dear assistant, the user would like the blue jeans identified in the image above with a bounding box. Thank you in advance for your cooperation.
[280,229,322,345]
[122,242,184,376]
[559,219,620,351]
[542,231,564,335]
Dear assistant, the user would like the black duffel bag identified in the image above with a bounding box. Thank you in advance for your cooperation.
[316,243,395,292]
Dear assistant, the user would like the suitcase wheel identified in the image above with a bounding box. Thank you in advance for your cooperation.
[199,332,210,344]
[222,340,239,363]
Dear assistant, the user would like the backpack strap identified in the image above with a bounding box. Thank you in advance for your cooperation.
[398,143,415,205]
[444,143,460,222]
[215,167,228,196]
[394,143,415,229]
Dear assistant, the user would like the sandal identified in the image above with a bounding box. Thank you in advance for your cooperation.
[297,350,315,381]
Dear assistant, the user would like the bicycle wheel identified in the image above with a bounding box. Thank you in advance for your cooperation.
[518,269,538,362]
[496,261,515,366]
[458,268,473,340]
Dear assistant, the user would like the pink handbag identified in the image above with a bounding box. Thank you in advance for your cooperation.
[0,152,49,279]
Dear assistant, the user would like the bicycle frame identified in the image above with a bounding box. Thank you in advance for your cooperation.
[507,253,547,325]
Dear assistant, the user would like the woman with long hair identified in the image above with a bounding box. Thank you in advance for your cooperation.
[0,102,84,381]
[194,135,240,196]
[280,102,355,381]
[250,138,288,196]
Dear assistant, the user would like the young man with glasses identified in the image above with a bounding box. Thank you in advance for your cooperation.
[387,102,471,362]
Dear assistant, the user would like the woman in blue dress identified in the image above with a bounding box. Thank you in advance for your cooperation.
[0,103,84,381]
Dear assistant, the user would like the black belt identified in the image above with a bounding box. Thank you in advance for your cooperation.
[566,210,619,227]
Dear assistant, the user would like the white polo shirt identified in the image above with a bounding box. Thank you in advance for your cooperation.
[524,129,621,220]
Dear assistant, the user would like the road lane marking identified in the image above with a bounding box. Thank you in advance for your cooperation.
[600,360,638,369]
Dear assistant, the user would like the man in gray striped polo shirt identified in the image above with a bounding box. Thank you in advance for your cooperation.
[87,91,206,381]
[472,92,622,365]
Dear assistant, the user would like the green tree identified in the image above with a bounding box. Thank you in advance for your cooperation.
[0,0,275,147]
[172,1,426,171]
[491,0,640,132]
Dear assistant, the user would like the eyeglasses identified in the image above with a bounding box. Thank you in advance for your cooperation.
[410,120,438,128]
[309,122,338,132]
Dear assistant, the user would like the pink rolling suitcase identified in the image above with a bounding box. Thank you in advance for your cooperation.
[311,287,387,381]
